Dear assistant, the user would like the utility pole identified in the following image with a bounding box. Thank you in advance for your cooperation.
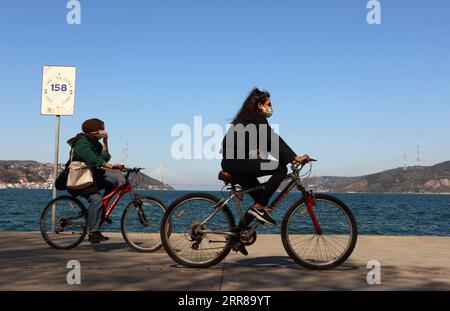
[416,146,421,167]
[123,143,128,166]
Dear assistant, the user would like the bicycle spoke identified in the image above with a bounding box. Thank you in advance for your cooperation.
[284,196,356,268]
[326,234,349,249]
[122,198,165,252]
[41,197,87,249]
[321,236,338,260]
[162,195,234,267]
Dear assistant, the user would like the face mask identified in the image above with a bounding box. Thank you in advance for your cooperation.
[91,130,103,140]
[261,106,273,118]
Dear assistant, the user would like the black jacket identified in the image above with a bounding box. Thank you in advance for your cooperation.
[221,113,296,165]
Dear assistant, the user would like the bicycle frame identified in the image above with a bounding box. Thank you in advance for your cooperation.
[99,182,132,226]
[202,166,322,239]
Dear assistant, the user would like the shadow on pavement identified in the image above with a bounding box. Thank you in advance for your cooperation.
[227,256,360,271]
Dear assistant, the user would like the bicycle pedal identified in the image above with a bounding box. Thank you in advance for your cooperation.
[232,242,248,256]
[231,241,243,251]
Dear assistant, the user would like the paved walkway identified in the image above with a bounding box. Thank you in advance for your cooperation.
[0,232,449,290]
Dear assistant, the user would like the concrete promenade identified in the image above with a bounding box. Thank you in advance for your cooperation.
[0,232,449,290]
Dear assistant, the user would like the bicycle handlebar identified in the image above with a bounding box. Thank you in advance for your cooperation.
[291,159,317,174]
[122,167,144,173]
[292,159,317,166]
[121,167,144,182]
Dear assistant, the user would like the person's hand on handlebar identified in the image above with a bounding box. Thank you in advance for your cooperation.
[103,163,125,170]
[112,163,125,170]
[292,154,312,165]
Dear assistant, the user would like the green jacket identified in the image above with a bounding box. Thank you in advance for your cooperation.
[72,135,111,168]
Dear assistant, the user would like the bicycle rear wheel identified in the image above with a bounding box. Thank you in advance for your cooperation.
[40,196,88,249]
[281,193,357,270]
[121,196,167,252]
[160,193,236,268]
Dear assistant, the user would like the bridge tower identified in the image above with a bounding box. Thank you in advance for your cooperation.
[416,145,421,167]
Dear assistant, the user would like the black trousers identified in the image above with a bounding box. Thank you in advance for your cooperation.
[221,159,288,206]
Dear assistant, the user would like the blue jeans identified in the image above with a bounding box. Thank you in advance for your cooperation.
[82,174,119,233]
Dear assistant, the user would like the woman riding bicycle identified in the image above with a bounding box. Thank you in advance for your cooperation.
[221,88,312,226]
[161,89,356,267]
[67,118,124,244]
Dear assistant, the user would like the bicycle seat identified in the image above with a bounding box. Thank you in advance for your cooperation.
[218,170,236,185]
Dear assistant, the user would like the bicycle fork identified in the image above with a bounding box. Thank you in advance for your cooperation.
[132,196,149,226]
[304,191,322,235]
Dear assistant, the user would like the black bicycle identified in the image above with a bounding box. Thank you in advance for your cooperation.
[160,161,357,269]
[40,168,167,252]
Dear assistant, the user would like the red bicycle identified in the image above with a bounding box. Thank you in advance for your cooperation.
[40,168,167,252]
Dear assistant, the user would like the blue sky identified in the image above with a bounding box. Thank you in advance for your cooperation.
[0,0,449,189]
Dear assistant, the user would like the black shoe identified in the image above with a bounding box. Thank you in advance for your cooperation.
[247,206,277,225]
[88,232,109,244]
[98,232,109,241]
[88,232,101,244]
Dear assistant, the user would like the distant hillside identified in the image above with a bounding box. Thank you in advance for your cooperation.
[0,161,54,187]
[302,161,450,193]
[0,160,173,190]
[105,169,173,190]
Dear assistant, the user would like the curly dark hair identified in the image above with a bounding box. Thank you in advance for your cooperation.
[232,87,270,124]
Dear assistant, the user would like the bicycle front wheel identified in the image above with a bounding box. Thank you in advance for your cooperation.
[281,193,357,270]
[40,196,88,249]
[160,193,236,268]
[121,196,167,252]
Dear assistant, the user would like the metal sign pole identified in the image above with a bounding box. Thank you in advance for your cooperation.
[42,65,76,231]
[51,115,61,231]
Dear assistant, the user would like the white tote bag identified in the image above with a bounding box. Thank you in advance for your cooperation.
[67,161,94,190]
[66,148,94,190]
